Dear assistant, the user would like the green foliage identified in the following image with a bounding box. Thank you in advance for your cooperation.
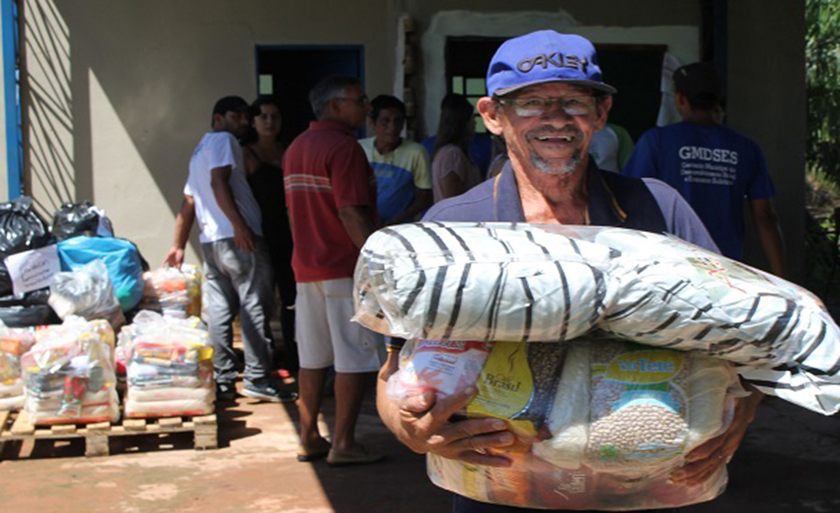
[807,0,840,183]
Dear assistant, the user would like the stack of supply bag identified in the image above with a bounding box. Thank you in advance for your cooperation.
[123,311,214,418]
[139,265,202,319]
[21,316,119,424]
[356,222,840,510]
[115,311,204,375]
[0,322,36,410]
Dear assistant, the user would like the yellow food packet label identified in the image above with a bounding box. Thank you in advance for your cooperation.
[467,341,534,421]
[198,345,214,361]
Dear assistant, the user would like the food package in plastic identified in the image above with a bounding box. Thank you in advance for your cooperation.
[35,317,116,350]
[124,314,214,418]
[359,222,840,415]
[21,316,119,424]
[414,337,741,510]
[115,310,204,376]
[387,339,495,399]
[48,259,126,329]
[354,222,613,342]
[532,339,740,479]
[139,265,202,319]
[0,322,36,410]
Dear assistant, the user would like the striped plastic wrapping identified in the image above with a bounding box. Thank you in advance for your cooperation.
[593,228,840,415]
[353,222,840,415]
[354,222,614,343]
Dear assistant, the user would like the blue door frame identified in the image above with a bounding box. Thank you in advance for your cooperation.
[1,0,20,200]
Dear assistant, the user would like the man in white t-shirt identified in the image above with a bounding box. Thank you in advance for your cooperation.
[164,96,296,403]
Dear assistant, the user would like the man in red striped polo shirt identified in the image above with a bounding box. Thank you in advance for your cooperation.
[283,75,384,466]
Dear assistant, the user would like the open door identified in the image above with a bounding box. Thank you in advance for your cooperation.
[256,45,365,145]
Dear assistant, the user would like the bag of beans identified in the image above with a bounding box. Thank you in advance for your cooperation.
[533,338,741,479]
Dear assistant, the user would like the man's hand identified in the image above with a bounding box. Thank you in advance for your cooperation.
[670,388,763,486]
[233,224,256,253]
[166,195,195,270]
[162,246,185,269]
[211,165,256,252]
[380,384,516,467]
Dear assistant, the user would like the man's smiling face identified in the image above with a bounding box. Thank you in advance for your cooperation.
[492,82,611,177]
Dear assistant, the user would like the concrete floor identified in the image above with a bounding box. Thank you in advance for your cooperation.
[1,385,838,512]
[0,377,451,513]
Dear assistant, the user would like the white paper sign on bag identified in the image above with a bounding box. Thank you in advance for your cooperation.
[4,245,60,296]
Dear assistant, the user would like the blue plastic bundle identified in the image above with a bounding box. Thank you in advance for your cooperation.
[56,236,144,312]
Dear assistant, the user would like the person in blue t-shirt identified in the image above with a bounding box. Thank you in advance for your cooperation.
[360,95,433,224]
[623,63,786,277]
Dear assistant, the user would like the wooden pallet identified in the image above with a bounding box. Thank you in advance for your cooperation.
[0,410,217,458]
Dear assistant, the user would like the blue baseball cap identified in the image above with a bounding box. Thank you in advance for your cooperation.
[486,30,616,97]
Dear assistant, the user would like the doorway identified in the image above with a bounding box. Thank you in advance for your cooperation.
[444,37,665,141]
[256,45,365,145]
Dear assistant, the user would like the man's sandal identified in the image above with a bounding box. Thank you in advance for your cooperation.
[296,437,332,462]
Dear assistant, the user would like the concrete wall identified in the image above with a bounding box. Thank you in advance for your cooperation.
[18,0,805,280]
[728,0,806,280]
[24,0,397,265]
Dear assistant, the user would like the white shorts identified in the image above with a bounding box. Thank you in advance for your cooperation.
[296,278,383,373]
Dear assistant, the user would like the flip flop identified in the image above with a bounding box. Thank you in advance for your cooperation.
[296,437,331,462]
[326,444,385,466]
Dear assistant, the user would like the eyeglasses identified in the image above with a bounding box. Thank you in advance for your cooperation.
[497,95,597,117]
[336,95,369,106]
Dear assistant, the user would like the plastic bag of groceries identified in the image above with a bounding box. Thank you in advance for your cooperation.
[122,311,214,418]
[388,336,742,510]
[138,265,202,319]
[21,316,119,424]
[57,236,145,312]
[358,222,840,415]
[0,321,36,410]
[115,310,204,375]
[48,259,125,329]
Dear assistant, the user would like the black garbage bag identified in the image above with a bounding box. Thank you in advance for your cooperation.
[0,287,50,307]
[0,304,60,327]
[52,200,114,241]
[0,197,52,296]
